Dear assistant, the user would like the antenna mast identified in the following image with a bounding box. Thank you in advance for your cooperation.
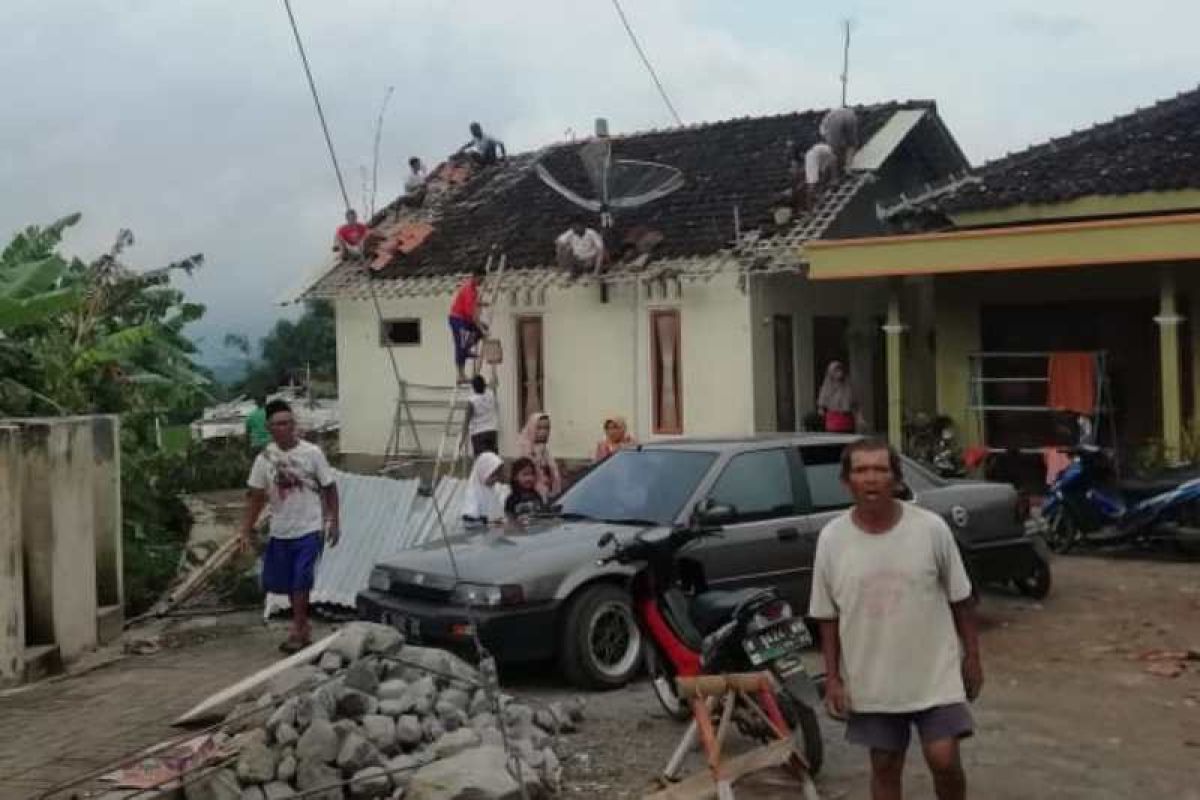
[840,19,852,107]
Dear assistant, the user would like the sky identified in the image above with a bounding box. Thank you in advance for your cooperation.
[2,1,1197,364]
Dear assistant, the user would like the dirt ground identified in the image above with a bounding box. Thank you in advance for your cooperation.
[1,555,1198,799]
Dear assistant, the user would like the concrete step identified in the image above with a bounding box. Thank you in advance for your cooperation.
[97,604,124,645]
[23,644,62,682]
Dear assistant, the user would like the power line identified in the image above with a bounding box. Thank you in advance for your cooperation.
[281,0,352,211]
[609,0,684,126]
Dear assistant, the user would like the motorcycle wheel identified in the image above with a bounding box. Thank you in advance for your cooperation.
[644,645,691,722]
[1044,509,1080,554]
[1013,553,1052,599]
[776,692,824,776]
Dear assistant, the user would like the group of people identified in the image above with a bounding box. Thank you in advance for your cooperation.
[791,105,860,211]
[460,399,636,527]
[332,121,508,259]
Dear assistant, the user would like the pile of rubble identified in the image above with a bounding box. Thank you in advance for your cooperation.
[189,623,583,800]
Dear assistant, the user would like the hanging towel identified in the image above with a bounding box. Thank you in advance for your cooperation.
[1047,352,1096,415]
[1042,447,1072,485]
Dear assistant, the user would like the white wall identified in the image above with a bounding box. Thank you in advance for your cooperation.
[334,269,755,461]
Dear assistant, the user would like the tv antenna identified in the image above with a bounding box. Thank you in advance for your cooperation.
[535,130,684,229]
[840,19,853,106]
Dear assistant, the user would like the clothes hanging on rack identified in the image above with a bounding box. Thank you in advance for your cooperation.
[1047,352,1096,415]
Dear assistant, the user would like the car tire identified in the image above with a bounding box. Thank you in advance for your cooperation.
[1014,554,1052,599]
[644,644,691,721]
[559,584,643,690]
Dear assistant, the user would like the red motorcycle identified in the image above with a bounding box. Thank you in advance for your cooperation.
[597,506,824,773]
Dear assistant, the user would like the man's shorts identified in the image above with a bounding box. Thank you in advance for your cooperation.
[262,532,323,595]
[448,316,480,368]
[846,703,974,753]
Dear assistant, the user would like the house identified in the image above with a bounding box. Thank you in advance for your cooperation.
[806,85,1200,473]
[301,102,968,465]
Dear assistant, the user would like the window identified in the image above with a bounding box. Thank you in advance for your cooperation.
[380,318,421,346]
[516,316,544,425]
[651,309,683,433]
[708,449,796,523]
[799,444,853,511]
[559,449,718,526]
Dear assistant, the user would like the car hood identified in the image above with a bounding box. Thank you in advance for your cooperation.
[373,519,655,589]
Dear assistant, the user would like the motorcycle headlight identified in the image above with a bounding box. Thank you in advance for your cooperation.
[368,567,392,592]
[450,583,525,607]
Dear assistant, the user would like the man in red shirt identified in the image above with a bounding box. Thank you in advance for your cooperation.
[449,265,487,384]
[334,209,369,259]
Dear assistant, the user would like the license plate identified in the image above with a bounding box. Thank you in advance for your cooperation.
[742,619,813,666]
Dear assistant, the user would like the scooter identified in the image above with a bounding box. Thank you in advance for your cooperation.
[1041,446,1200,554]
[596,509,824,773]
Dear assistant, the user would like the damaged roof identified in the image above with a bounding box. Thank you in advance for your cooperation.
[305,100,941,295]
[924,85,1200,216]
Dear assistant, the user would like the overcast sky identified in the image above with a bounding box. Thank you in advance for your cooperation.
[2,1,1197,363]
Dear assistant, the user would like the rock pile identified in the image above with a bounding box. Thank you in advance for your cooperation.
[186,623,584,800]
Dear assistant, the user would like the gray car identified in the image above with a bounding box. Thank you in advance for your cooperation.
[357,434,1050,689]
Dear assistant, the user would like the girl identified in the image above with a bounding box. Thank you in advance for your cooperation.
[517,412,562,500]
[505,457,548,525]
[594,415,636,462]
[817,360,858,433]
[461,452,504,525]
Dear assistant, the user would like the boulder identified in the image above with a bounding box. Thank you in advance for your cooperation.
[432,728,480,760]
[437,688,470,712]
[362,623,405,655]
[276,754,297,783]
[330,625,370,663]
[269,665,325,697]
[240,788,266,800]
[467,691,490,717]
[395,715,423,747]
[378,680,408,701]
[363,714,398,753]
[262,783,297,800]
[266,698,298,733]
[296,758,345,800]
[183,768,241,800]
[395,646,480,686]
[236,735,278,785]
[541,747,561,793]
[344,661,381,697]
[378,699,407,717]
[274,723,299,748]
[421,717,445,743]
[348,765,392,798]
[405,746,541,800]
[338,689,378,719]
[319,651,345,673]
[337,731,382,773]
[297,719,339,764]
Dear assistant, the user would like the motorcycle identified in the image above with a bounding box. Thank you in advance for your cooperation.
[1041,446,1200,554]
[596,508,824,773]
[906,413,966,478]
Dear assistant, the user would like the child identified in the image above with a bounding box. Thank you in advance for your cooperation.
[466,373,498,455]
[462,452,504,525]
[505,457,548,525]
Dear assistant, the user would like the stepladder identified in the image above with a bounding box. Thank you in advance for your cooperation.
[645,673,820,800]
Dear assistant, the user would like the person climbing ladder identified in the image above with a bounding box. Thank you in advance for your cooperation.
[448,264,488,384]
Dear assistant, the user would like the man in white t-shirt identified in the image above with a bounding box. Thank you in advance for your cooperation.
[809,438,982,800]
[241,399,340,653]
[555,216,606,277]
[465,371,499,456]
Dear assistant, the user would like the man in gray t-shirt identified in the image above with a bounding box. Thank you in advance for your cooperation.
[810,438,982,800]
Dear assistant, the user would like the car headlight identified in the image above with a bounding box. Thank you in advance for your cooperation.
[450,583,525,607]
[368,567,391,592]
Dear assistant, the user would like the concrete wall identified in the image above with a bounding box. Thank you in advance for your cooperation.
[336,269,756,460]
[91,416,122,610]
[19,419,99,660]
[0,426,23,686]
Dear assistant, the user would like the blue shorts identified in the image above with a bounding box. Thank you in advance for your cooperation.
[448,316,480,368]
[262,532,323,595]
[846,703,974,753]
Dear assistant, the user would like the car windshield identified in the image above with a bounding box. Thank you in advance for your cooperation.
[556,448,717,526]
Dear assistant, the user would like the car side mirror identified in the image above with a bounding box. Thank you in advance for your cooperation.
[693,499,735,528]
[597,531,616,549]
[894,482,914,501]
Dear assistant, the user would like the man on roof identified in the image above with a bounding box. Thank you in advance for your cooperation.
[820,105,860,175]
[448,263,488,385]
[555,215,606,277]
[403,157,428,207]
[333,209,368,259]
[790,141,837,211]
[458,122,506,167]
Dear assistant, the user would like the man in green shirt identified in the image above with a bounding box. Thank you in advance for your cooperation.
[245,397,270,449]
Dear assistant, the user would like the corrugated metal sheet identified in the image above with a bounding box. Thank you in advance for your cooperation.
[266,470,487,612]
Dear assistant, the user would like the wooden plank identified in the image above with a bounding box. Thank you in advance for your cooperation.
[172,632,338,726]
[642,739,798,800]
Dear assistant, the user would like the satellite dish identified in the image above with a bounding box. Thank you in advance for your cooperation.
[536,137,684,228]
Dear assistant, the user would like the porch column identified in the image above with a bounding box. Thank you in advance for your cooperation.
[883,280,906,449]
[1156,268,1185,463]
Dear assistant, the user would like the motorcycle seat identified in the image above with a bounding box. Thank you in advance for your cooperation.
[689,588,774,635]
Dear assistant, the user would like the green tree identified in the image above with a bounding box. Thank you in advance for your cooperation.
[231,299,336,397]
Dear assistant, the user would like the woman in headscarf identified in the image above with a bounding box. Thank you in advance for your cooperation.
[516,412,562,500]
[461,451,505,525]
[594,415,636,463]
[817,360,858,433]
